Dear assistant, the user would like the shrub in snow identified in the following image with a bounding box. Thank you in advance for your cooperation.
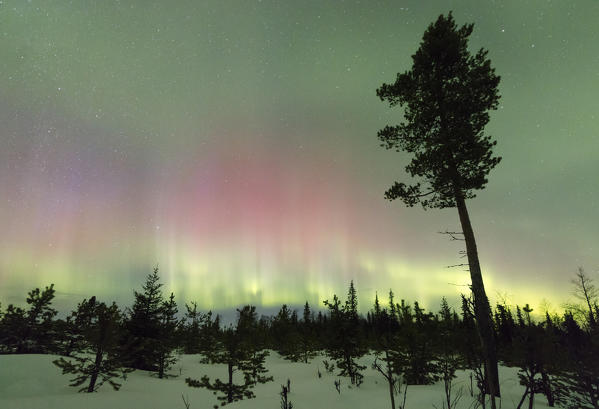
[322,359,335,374]
[280,384,293,409]
[185,305,273,407]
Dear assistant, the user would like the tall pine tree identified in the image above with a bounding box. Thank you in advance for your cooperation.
[377,12,502,405]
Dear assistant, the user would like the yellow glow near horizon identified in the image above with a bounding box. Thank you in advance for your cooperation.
[0,243,572,319]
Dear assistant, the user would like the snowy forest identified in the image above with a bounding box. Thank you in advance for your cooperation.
[1,267,599,409]
[2,4,598,409]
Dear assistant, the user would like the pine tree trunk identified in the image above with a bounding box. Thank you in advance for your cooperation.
[158,353,164,379]
[455,194,500,408]
[445,376,452,409]
[227,362,234,403]
[385,351,396,409]
[528,385,534,409]
[87,348,103,393]
[516,385,529,409]
[346,355,354,385]
[541,370,554,407]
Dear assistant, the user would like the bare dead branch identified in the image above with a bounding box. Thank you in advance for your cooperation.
[448,282,471,288]
[446,263,470,268]
[438,230,465,241]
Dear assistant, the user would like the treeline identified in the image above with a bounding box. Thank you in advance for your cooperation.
[1,268,599,409]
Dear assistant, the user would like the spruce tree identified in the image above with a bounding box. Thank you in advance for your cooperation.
[199,311,221,363]
[370,291,403,409]
[539,312,559,407]
[272,304,302,361]
[53,298,133,392]
[123,267,169,372]
[503,304,557,409]
[398,301,438,385]
[436,297,464,409]
[182,303,220,359]
[460,294,487,404]
[554,312,599,409]
[495,303,516,361]
[237,306,273,386]
[298,301,317,363]
[156,292,179,378]
[388,289,397,320]
[323,281,367,386]
[183,301,202,354]
[377,12,502,405]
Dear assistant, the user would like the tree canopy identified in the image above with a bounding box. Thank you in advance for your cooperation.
[377,12,501,209]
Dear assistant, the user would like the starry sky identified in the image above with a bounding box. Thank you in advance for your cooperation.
[1,0,598,315]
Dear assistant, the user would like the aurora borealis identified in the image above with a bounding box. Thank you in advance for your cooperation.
[1,1,598,314]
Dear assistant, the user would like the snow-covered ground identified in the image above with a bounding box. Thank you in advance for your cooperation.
[0,353,558,409]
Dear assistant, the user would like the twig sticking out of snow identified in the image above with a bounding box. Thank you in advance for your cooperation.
[181,394,190,409]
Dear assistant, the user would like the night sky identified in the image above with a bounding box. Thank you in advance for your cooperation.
[1,1,598,314]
